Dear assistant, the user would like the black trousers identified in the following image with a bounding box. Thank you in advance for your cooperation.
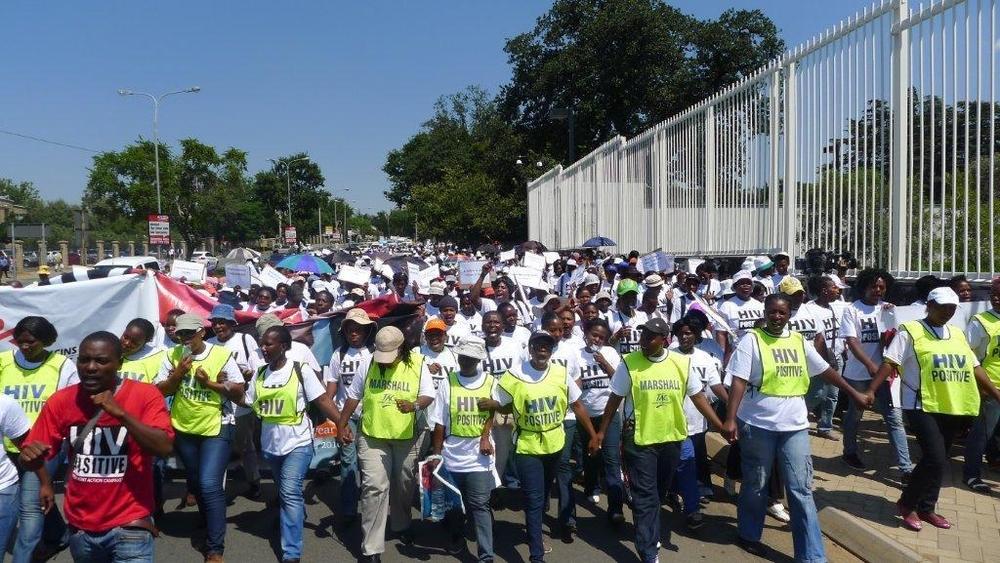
[901,409,973,512]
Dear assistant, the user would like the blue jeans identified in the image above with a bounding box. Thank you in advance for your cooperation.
[556,420,578,529]
[446,470,495,562]
[514,452,559,563]
[675,438,701,515]
[805,378,838,433]
[0,482,19,557]
[842,380,913,471]
[67,526,154,563]
[964,396,1000,481]
[339,418,360,517]
[583,413,624,517]
[173,425,234,556]
[738,420,825,563]
[622,431,680,563]
[264,444,314,561]
[13,453,68,563]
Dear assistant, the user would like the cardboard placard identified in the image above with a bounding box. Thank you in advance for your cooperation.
[457,260,487,287]
[543,251,560,265]
[639,251,673,274]
[509,266,545,291]
[522,252,546,272]
[169,259,206,283]
[255,264,288,289]
[499,249,517,263]
[224,264,252,289]
[337,265,371,287]
[407,263,422,284]
[418,265,440,285]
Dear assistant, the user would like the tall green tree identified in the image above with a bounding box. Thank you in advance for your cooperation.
[253,154,327,237]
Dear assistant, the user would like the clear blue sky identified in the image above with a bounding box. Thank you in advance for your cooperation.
[0,1,875,214]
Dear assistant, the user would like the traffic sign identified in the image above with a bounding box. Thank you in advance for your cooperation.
[284,226,297,244]
[148,215,170,245]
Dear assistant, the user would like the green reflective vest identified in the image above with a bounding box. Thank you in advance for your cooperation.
[169,344,233,436]
[624,351,689,446]
[120,349,166,384]
[251,362,304,425]
[754,328,811,397]
[447,371,492,439]
[498,364,568,455]
[360,353,424,440]
[901,320,980,416]
[973,311,1000,387]
[0,350,67,453]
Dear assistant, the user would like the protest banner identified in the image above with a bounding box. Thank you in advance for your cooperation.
[169,259,206,283]
[522,252,546,272]
[457,260,486,287]
[224,264,252,288]
[337,265,371,287]
[255,264,288,289]
[509,266,545,291]
[499,249,516,263]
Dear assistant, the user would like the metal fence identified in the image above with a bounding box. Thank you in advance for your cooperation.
[527,0,1000,279]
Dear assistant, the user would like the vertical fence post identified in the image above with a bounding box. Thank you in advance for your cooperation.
[783,62,798,255]
[889,0,910,273]
[769,68,782,246]
[703,106,717,253]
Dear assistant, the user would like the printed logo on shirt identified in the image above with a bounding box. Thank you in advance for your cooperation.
[692,365,711,386]
[3,384,48,414]
[453,395,488,428]
[736,309,763,331]
[68,424,129,483]
[789,317,818,340]
[771,349,805,378]
[618,329,641,354]
[523,395,562,426]
[482,356,515,377]
[930,354,971,382]
[257,398,286,416]
[859,318,880,344]
[580,363,609,390]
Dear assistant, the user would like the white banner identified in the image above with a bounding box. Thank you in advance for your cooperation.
[0,273,160,361]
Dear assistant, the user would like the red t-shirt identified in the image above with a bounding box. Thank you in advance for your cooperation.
[26,379,174,532]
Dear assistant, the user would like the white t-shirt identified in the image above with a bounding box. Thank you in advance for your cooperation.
[0,395,31,490]
[443,322,472,349]
[787,307,820,342]
[716,297,765,338]
[839,300,886,381]
[245,361,326,456]
[503,326,531,349]
[481,338,526,378]
[884,321,978,410]
[675,348,723,435]
[428,370,497,473]
[478,298,498,314]
[697,279,722,300]
[608,309,650,355]
[727,329,831,432]
[609,350,703,421]
[420,346,459,392]
[328,347,373,418]
[154,342,245,425]
[457,311,484,335]
[208,333,263,417]
[493,360,583,415]
[966,312,998,359]
[577,345,622,417]
[11,350,79,389]
[550,341,583,420]
[801,301,843,357]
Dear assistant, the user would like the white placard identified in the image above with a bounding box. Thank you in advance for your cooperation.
[509,266,545,290]
[543,251,560,265]
[522,252,546,271]
[499,249,517,263]
[639,251,674,274]
[407,263,422,284]
[457,260,487,287]
[224,264,252,288]
[255,264,288,289]
[418,265,440,285]
[169,259,206,283]
[337,265,371,287]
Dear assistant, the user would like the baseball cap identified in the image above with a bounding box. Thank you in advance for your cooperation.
[773,250,791,260]
[643,274,664,288]
[732,270,753,284]
[617,278,640,296]
[566,259,578,267]
[528,331,556,347]
[927,287,960,306]
[428,281,446,296]
[639,317,670,335]
[208,304,236,323]
[255,313,283,334]
[424,318,448,332]
[594,290,613,303]
[344,308,374,326]
[582,273,600,286]
[720,279,735,296]
[175,313,204,332]
[455,334,487,361]
[753,256,774,272]
[827,273,848,289]
[373,326,405,363]
[778,276,804,295]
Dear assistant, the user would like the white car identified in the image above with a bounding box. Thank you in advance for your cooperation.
[92,256,161,276]
[190,251,219,270]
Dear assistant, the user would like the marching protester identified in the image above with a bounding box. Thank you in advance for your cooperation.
[963,278,1000,492]
[20,331,174,562]
[869,287,1000,531]
[480,311,526,496]
[608,279,647,355]
[337,325,434,563]
[802,275,845,440]
[0,393,47,559]
[155,313,246,562]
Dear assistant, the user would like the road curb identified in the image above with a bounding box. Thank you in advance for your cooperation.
[704,433,926,563]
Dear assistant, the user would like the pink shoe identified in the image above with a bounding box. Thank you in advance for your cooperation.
[918,512,951,529]
[897,500,922,531]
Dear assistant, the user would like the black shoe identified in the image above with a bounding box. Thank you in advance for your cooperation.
[965,477,992,493]
[447,533,465,555]
[608,512,625,527]
[842,453,866,471]
[246,482,262,500]
[686,512,704,530]
[360,555,381,563]
[338,514,359,529]
[737,537,768,558]
[560,524,576,544]
[901,470,912,485]
[398,529,414,546]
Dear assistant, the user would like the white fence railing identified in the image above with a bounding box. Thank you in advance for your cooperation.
[526,0,1000,279]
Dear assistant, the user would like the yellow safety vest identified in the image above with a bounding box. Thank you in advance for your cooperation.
[753,328,811,397]
[973,311,1000,387]
[360,353,424,440]
[120,349,166,384]
[251,362,304,425]
[901,320,980,416]
[624,351,689,446]
[168,344,233,436]
[0,350,67,452]
[498,364,568,455]
[447,371,493,439]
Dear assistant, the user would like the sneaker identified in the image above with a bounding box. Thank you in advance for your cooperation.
[560,524,576,544]
[724,478,738,497]
[917,511,952,529]
[842,453,866,471]
[815,430,836,441]
[543,543,553,554]
[590,493,601,503]
[609,512,625,527]
[245,482,262,501]
[900,470,912,485]
[360,555,382,563]
[767,502,791,523]
[737,537,768,558]
[398,529,414,546]
[965,477,991,493]
[686,512,704,530]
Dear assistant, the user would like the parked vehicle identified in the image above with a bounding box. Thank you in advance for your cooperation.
[91,256,160,276]
[191,250,219,270]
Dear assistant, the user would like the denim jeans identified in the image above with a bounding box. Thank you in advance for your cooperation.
[675,438,701,515]
[622,430,680,563]
[556,420,578,529]
[13,453,68,563]
[583,412,624,517]
[68,526,154,563]
[264,444,314,561]
[446,470,495,562]
[0,482,19,556]
[805,377,839,433]
[737,420,825,563]
[842,379,913,471]
[338,418,360,517]
[963,396,1000,481]
[514,452,559,562]
[173,424,234,556]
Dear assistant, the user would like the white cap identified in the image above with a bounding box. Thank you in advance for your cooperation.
[428,281,446,296]
[732,270,753,283]
[643,274,664,288]
[741,259,755,271]
[720,279,735,296]
[753,256,774,271]
[927,287,960,305]
[827,273,848,289]
[566,259,578,267]
[582,273,600,286]
[773,250,791,259]
[454,334,487,360]
[541,294,561,307]
[594,290,612,302]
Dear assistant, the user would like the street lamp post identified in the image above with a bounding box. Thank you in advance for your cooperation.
[339,188,351,243]
[269,157,310,229]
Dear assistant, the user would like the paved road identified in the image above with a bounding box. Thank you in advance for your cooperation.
[42,471,859,562]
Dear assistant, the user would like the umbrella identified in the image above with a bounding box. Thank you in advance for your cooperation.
[225,247,261,261]
[276,254,334,274]
[477,243,500,254]
[582,236,617,248]
[386,255,429,274]
[326,250,355,265]
[518,240,548,253]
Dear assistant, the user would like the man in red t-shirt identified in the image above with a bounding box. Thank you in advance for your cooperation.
[20,331,174,562]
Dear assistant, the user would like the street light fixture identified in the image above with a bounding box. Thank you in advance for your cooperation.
[269,156,309,228]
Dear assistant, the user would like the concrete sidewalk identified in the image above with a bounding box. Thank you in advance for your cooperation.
[709,411,1000,562]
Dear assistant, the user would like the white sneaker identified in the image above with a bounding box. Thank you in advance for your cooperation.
[724,478,738,497]
[767,502,791,523]
[590,494,600,504]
